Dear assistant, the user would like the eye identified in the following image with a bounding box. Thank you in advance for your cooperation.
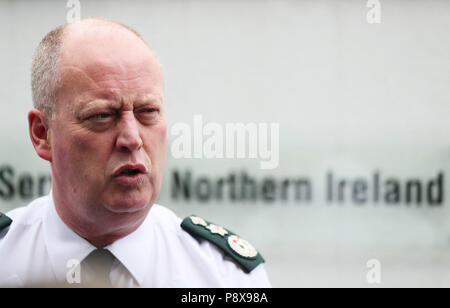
[136,107,160,124]
[136,107,159,117]
[140,108,158,113]
[88,112,113,120]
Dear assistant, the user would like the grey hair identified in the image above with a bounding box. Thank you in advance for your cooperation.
[31,25,65,119]
[31,18,151,119]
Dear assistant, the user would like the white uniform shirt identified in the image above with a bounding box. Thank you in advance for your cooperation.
[0,194,271,287]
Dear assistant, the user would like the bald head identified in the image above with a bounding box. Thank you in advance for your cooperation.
[31,18,160,118]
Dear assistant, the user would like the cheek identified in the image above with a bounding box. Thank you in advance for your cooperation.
[154,124,168,157]
[52,126,113,176]
[144,125,168,168]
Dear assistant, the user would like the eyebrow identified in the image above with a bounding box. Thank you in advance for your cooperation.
[134,94,164,108]
[76,99,120,118]
[77,94,163,118]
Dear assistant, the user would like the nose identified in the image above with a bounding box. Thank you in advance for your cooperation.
[115,112,143,152]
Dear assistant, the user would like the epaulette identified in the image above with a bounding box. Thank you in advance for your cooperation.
[181,215,265,273]
[0,212,12,231]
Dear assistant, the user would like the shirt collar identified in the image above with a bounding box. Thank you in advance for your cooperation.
[43,193,154,286]
[105,215,153,285]
[43,193,96,283]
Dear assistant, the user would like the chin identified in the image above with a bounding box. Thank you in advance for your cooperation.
[105,191,153,214]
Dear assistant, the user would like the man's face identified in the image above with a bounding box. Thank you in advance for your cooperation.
[49,26,167,232]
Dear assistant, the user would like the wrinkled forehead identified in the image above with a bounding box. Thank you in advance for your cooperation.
[59,23,163,87]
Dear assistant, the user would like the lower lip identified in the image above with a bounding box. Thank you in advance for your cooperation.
[114,173,146,186]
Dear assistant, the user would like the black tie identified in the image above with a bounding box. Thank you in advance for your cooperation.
[81,248,115,287]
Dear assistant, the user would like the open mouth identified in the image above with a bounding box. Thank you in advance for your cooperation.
[114,164,147,177]
[120,168,141,176]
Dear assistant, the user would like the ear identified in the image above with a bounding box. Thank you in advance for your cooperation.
[28,109,52,162]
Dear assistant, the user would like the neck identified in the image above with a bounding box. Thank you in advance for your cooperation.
[51,189,149,248]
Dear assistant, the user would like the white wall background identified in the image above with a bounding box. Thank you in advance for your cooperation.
[0,0,449,287]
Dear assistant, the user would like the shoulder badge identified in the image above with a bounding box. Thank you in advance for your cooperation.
[181,215,264,273]
[0,212,12,231]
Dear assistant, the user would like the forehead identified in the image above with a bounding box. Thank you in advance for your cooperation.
[62,24,157,67]
[57,25,163,108]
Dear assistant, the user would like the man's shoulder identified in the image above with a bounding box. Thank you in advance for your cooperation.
[0,196,51,286]
[0,195,49,240]
[179,214,265,274]
[0,212,12,237]
[150,206,266,277]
